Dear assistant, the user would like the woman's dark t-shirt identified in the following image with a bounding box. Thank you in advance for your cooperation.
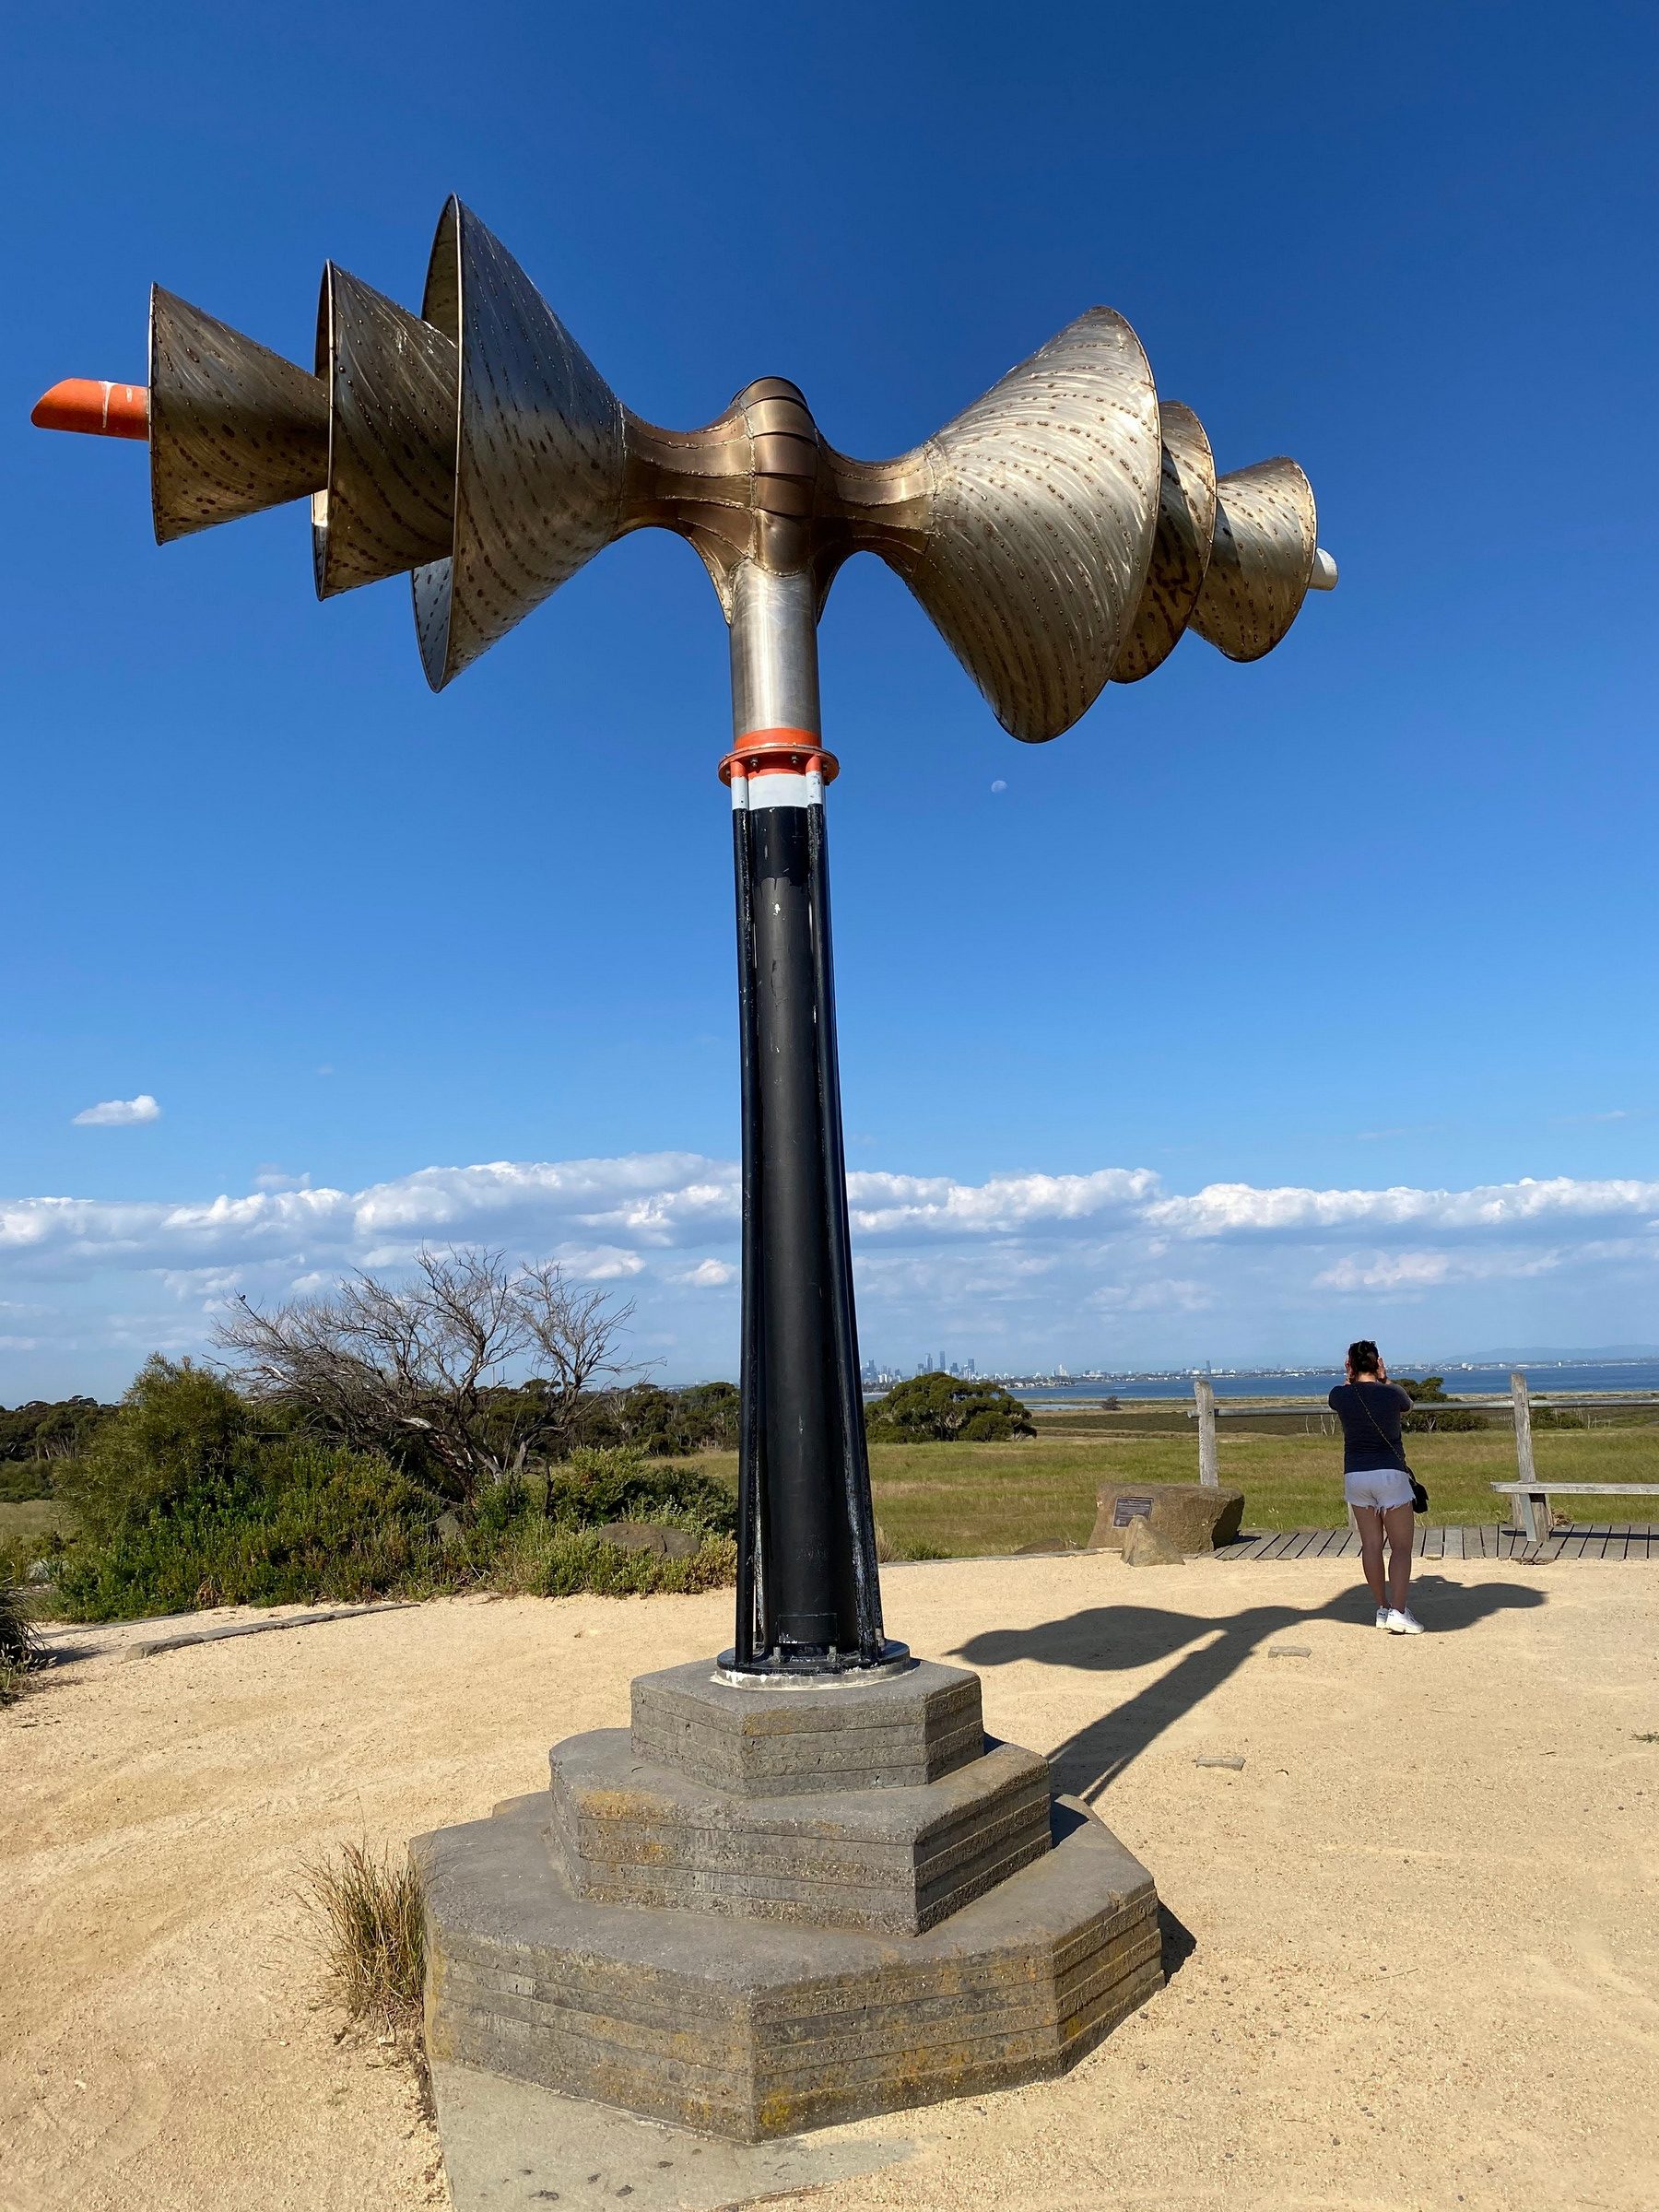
[1328,1380,1414,1473]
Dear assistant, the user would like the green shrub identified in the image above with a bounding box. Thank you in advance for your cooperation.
[866,1373,1035,1444]
[55,1441,436,1620]
[46,1370,740,1623]
[57,1357,253,1542]
[543,1445,736,1534]
[574,1381,741,1457]
[1396,1375,1448,1403]
[0,1395,112,1466]
[0,1462,54,1503]
[0,1520,67,1591]
[489,1522,738,1598]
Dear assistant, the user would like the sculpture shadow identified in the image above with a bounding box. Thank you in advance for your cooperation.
[1157,1900,1198,1983]
[953,1574,1547,1804]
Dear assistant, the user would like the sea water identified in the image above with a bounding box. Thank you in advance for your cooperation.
[1010,1360,1659,1405]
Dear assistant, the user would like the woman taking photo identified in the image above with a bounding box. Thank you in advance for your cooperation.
[1328,1340,1424,1634]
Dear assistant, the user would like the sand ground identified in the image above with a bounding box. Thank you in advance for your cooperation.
[3,1554,1657,2212]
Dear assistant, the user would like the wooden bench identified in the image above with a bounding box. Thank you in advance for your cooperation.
[1490,1482,1659,1545]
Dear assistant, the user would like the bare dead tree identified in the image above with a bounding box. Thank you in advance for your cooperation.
[213,1247,636,1500]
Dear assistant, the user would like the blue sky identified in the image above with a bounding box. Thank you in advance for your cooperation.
[5,1,1657,1395]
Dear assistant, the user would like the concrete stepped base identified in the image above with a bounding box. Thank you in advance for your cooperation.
[629,1655,985,1795]
[551,1726,1053,1935]
[415,1654,1163,2142]
[418,1787,1159,2139]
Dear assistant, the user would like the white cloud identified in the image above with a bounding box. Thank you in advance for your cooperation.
[845,1167,1158,1237]
[1312,1250,1559,1293]
[71,1093,160,1127]
[1146,1175,1659,1241]
[0,1150,1655,1392]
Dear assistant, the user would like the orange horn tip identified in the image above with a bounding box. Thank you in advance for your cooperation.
[30,379,150,440]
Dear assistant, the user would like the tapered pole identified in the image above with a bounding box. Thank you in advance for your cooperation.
[720,562,893,1677]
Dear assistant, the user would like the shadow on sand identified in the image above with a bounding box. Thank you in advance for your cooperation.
[953,1574,1547,1804]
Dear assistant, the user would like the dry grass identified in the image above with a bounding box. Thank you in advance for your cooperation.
[303,1842,427,2053]
[0,1500,73,1547]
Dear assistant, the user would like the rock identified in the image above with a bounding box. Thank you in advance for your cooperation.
[1121,1515,1187,1568]
[591,1521,701,1559]
[1088,1481,1244,1555]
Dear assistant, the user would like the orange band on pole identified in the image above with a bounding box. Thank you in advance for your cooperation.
[718,729,839,786]
[30,380,150,441]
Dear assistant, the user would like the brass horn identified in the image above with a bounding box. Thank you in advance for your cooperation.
[148,288,326,544]
[33,199,1336,731]
[412,199,627,689]
[312,264,457,600]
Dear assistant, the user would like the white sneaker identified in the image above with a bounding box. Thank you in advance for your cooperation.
[1386,1608,1425,1635]
[1375,1606,1390,1630]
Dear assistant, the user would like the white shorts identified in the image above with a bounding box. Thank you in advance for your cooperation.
[1345,1466,1415,1512]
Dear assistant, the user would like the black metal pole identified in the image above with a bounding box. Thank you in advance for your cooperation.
[718,563,900,1678]
[731,796,764,1671]
[806,798,885,1657]
[750,798,841,1651]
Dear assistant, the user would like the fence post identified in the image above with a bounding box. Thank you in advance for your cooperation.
[1510,1369,1538,1535]
[1195,1376,1218,1488]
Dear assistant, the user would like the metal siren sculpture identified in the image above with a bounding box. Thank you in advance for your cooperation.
[35,203,1335,2145]
[34,200,1334,1684]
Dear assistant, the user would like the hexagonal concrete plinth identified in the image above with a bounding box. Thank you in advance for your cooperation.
[415,1655,1163,2142]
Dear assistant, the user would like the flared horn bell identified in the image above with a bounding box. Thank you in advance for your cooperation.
[312,265,458,599]
[148,287,327,544]
[1191,458,1318,662]
[881,309,1162,745]
[1112,402,1218,684]
[413,197,627,691]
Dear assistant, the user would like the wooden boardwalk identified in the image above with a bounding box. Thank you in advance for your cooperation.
[1215,1523,1659,1566]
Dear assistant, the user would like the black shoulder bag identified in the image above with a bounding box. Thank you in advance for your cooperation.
[1351,1384,1429,1514]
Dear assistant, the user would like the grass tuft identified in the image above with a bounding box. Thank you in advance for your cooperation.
[0,1580,41,1707]
[304,1841,427,2050]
